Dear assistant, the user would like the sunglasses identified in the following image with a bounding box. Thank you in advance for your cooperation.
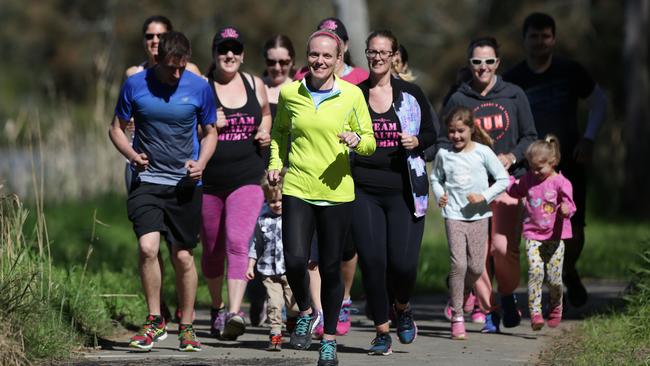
[265,58,292,67]
[469,58,498,66]
[216,42,244,55]
[144,33,165,40]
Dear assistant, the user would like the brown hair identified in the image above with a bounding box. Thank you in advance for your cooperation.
[157,31,191,62]
[444,106,493,148]
[260,168,287,197]
[525,134,561,165]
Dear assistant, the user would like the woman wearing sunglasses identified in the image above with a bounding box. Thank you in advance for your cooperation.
[352,30,437,355]
[126,15,201,78]
[441,36,537,333]
[262,35,296,119]
[200,26,272,341]
[268,29,375,366]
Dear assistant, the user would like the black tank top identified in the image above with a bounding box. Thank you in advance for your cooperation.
[352,106,408,193]
[203,72,266,193]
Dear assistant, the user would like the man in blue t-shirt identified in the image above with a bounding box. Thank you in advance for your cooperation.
[504,13,608,308]
[109,31,217,352]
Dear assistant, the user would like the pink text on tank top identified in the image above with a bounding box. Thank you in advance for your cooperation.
[218,112,257,141]
[373,117,400,148]
[472,102,511,142]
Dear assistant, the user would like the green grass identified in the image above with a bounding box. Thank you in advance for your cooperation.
[1,192,118,364]
[540,249,650,365]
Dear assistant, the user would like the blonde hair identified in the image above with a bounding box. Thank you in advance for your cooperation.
[525,134,561,166]
[444,106,494,148]
[306,29,343,57]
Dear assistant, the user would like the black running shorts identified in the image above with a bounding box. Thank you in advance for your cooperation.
[127,180,202,249]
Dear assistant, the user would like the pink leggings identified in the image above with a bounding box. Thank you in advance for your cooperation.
[474,191,523,311]
[201,185,264,280]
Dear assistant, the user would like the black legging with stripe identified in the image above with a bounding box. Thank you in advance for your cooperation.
[351,188,425,326]
[282,195,352,335]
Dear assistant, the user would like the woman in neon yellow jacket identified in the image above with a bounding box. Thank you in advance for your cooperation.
[267,29,375,366]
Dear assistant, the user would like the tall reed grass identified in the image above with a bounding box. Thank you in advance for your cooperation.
[0,117,120,363]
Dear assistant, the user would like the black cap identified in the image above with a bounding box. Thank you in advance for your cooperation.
[317,18,348,42]
[212,26,244,48]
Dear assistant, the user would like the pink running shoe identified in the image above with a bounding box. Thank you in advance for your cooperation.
[336,299,352,336]
[531,312,545,331]
[463,292,476,314]
[470,306,486,324]
[313,311,325,339]
[451,316,466,340]
[443,300,453,321]
[547,305,562,328]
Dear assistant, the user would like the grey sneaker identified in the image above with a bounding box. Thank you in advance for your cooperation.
[221,311,246,340]
[290,311,321,350]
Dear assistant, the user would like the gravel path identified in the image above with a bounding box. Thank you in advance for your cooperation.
[77,281,625,366]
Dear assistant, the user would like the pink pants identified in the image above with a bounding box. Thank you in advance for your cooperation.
[474,191,523,311]
[201,185,264,280]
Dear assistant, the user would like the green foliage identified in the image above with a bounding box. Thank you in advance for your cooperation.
[0,191,122,362]
[541,246,650,365]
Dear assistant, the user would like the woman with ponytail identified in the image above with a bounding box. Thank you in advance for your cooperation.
[200,26,272,341]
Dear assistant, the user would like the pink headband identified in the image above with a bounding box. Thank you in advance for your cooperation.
[308,30,342,50]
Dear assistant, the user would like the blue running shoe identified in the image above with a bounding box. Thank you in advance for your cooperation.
[368,333,392,355]
[481,311,500,333]
[318,339,338,366]
[396,305,417,344]
[501,294,522,328]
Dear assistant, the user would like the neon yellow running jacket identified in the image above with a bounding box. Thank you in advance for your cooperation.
[269,76,376,202]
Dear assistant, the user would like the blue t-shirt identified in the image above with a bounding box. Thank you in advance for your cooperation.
[115,69,216,186]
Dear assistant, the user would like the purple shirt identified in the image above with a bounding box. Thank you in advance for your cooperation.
[507,172,576,240]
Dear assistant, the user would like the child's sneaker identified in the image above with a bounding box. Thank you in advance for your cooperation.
[368,332,392,355]
[470,306,486,324]
[501,294,522,328]
[178,324,201,352]
[336,298,352,336]
[443,300,453,321]
[210,306,226,338]
[290,311,321,350]
[267,333,282,351]
[547,305,563,328]
[396,304,417,344]
[531,312,545,331]
[463,292,476,314]
[318,339,338,366]
[221,311,246,340]
[451,316,467,340]
[129,314,167,351]
[313,311,325,339]
[481,311,500,333]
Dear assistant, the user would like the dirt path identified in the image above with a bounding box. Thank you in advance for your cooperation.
[77,281,625,366]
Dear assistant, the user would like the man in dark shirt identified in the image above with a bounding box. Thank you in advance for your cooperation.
[504,12,607,308]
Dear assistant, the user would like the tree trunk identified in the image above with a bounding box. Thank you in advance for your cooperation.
[332,0,369,69]
[622,0,650,217]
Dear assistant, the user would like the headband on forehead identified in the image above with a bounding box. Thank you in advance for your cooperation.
[308,30,342,50]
